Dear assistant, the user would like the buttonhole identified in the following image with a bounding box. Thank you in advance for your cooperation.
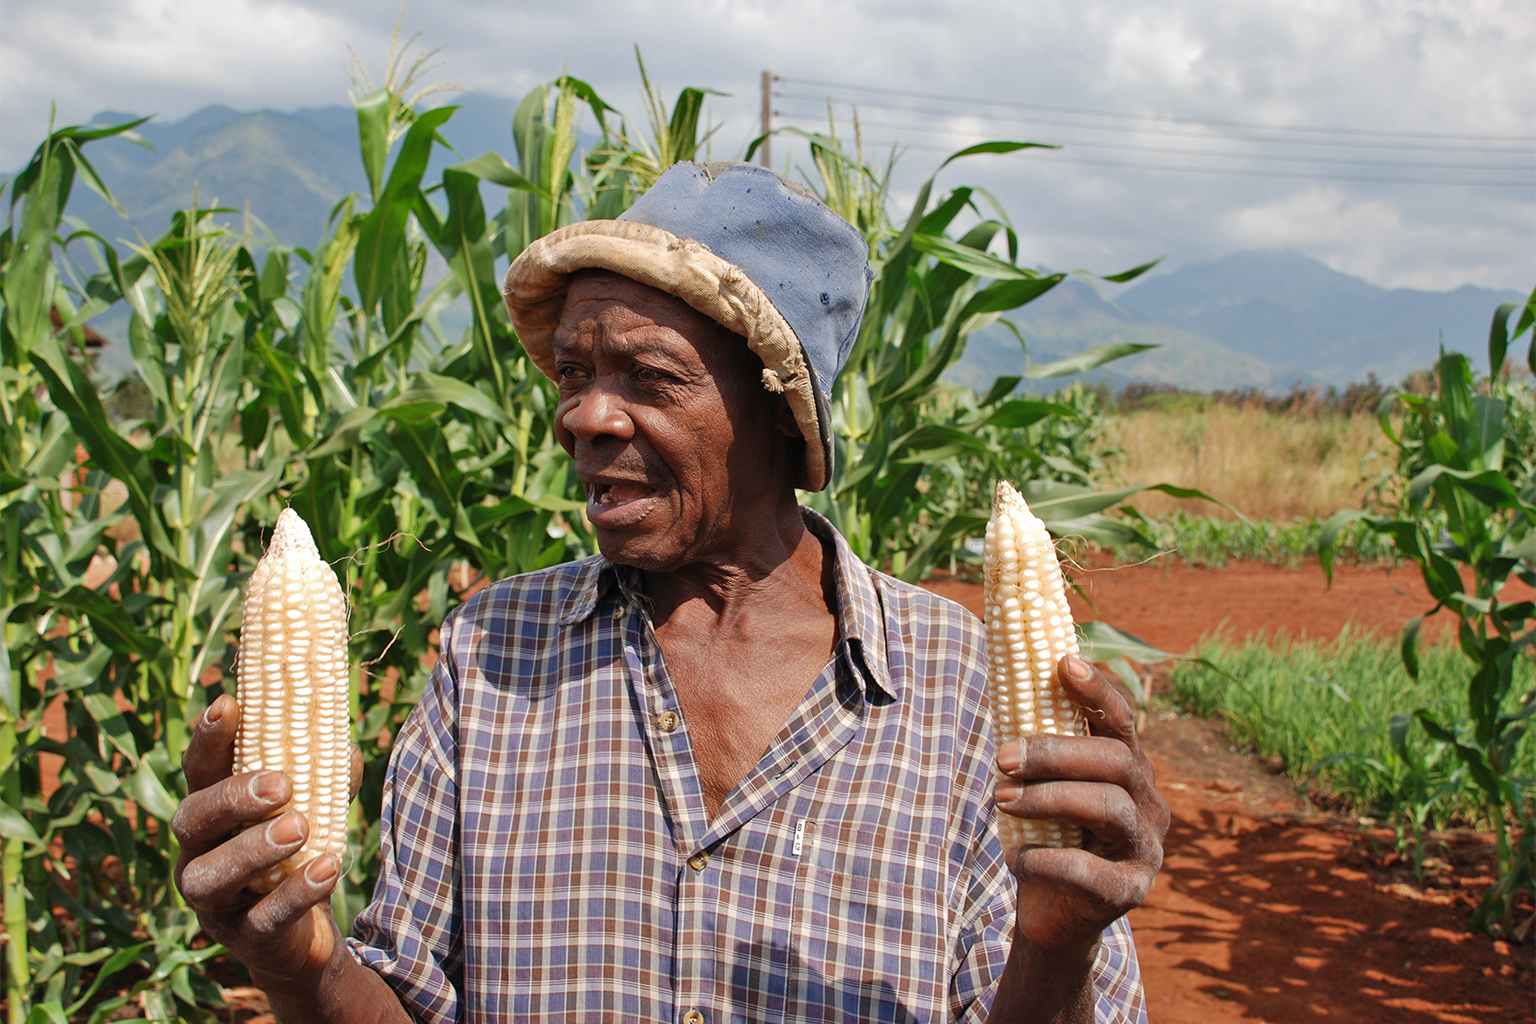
[773,759,799,780]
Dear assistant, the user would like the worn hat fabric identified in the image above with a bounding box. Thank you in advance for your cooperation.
[502,161,873,491]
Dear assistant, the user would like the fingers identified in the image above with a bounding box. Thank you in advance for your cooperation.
[244,855,341,940]
[994,780,1148,852]
[177,810,308,910]
[173,770,291,862]
[997,734,1146,793]
[349,745,363,803]
[184,694,240,793]
[1012,845,1155,913]
[1058,655,1138,746]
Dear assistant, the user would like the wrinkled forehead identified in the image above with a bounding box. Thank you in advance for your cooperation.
[554,269,747,360]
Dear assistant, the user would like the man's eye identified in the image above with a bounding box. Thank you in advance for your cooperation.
[634,367,663,383]
[557,365,588,382]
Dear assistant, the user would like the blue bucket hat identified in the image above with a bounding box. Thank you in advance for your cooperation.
[503,161,873,491]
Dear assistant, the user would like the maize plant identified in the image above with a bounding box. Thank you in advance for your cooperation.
[1323,288,1536,937]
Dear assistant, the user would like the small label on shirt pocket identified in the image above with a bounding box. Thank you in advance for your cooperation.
[790,823,948,1017]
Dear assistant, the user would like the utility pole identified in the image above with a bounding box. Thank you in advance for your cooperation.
[760,70,772,168]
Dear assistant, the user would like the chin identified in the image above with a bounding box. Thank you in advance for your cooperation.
[593,530,687,573]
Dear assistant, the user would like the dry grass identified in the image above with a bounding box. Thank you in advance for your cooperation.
[1110,405,1390,520]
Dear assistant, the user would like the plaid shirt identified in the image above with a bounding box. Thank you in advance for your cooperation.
[348,510,1146,1023]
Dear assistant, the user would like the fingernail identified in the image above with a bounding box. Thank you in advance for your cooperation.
[1066,655,1091,682]
[307,854,338,884]
[253,771,286,802]
[270,812,304,845]
[996,737,1027,774]
[204,699,224,725]
[995,780,1021,804]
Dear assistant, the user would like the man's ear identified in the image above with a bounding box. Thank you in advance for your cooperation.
[775,395,800,439]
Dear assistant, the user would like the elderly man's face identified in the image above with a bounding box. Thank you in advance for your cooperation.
[551,270,797,570]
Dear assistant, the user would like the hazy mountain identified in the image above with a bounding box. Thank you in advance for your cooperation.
[63,94,524,250]
[946,278,1299,395]
[1116,249,1523,384]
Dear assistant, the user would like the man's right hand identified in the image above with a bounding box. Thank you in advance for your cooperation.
[172,693,358,985]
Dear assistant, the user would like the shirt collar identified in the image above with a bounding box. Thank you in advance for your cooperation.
[555,508,899,704]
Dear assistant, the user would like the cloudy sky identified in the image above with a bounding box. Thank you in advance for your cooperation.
[3,0,1533,291]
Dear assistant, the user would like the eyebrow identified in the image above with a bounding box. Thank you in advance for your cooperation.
[551,331,689,361]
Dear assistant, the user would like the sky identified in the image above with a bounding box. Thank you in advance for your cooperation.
[2,0,1533,292]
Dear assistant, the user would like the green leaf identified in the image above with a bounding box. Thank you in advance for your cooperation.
[1077,620,1182,664]
[122,758,179,822]
[1101,258,1163,284]
[939,140,1058,168]
[1408,464,1526,512]
[910,233,1039,281]
[65,943,149,1017]
[962,275,1064,317]
[0,801,41,844]
[0,605,13,718]
[25,1003,68,1024]
[384,373,510,424]
[1027,342,1157,380]
[355,89,390,202]
[984,400,1076,429]
[82,691,140,766]
[451,152,549,198]
[354,105,457,313]
[1318,508,1372,584]
[1106,657,1145,706]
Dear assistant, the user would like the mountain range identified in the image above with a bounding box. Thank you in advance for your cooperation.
[952,254,1522,394]
[21,103,1524,390]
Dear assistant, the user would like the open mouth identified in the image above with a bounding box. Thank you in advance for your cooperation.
[585,479,659,528]
[589,480,653,507]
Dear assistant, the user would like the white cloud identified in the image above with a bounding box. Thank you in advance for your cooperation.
[1223,186,1535,290]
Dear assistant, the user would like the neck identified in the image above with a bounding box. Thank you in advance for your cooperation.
[642,502,833,627]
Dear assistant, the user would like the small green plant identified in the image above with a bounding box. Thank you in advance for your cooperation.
[1168,627,1531,833]
[1121,510,1398,568]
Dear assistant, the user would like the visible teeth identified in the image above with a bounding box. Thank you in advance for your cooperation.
[599,492,614,505]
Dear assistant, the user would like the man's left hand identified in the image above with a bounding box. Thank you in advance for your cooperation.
[993,654,1170,957]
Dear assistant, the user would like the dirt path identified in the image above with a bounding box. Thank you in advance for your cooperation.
[922,558,1536,1023]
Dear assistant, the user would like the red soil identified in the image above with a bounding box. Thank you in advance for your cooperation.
[922,558,1536,1023]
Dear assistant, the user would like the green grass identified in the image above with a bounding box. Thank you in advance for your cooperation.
[1123,510,1398,567]
[1168,626,1536,830]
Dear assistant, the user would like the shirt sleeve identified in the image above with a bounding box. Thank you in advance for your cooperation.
[346,615,465,1024]
[948,819,1149,1023]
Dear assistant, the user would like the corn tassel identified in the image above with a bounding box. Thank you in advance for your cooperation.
[235,508,352,891]
[985,479,1087,849]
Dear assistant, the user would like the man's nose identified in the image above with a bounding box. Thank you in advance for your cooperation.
[559,380,634,444]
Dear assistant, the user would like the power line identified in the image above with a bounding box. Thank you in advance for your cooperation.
[771,111,1535,173]
[774,74,1536,144]
[773,92,1534,155]
[843,139,1533,188]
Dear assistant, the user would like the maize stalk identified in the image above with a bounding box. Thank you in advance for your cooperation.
[984,480,1087,850]
[235,508,352,891]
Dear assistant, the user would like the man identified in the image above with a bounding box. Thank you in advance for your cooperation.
[173,162,1168,1022]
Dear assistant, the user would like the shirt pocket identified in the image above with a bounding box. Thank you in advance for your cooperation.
[789,822,949,1023]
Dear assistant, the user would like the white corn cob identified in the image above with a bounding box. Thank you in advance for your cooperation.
[984,480,1087,850]
[235,508,352,891]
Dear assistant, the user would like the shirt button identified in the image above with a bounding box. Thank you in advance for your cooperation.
[683,1011,705,1024]
[659,710,679,732]
[687,851,709,871]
